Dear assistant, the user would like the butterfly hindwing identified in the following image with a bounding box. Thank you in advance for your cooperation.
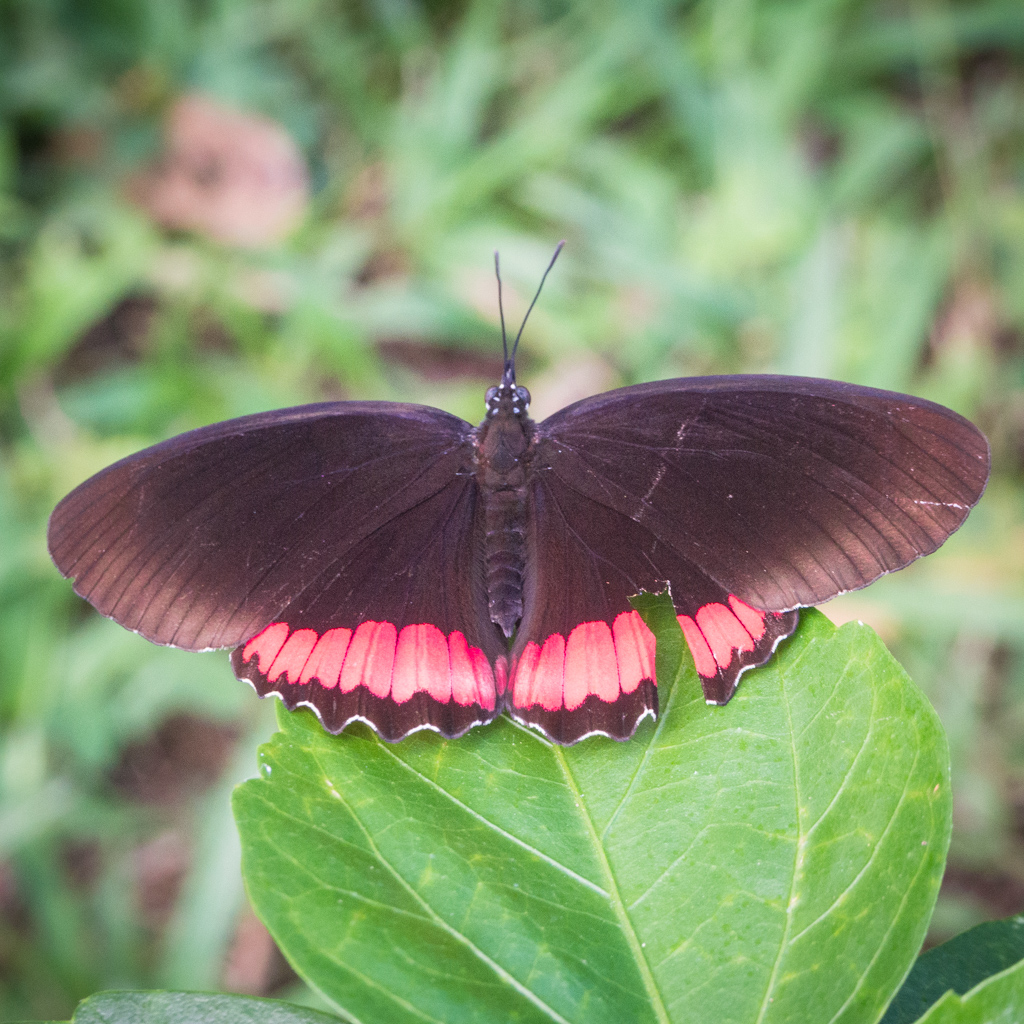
[508,471,798,741]
[675,601,799,704]
[230,471,507,739]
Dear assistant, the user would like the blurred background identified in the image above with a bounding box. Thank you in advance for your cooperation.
[1,0,1022,1015]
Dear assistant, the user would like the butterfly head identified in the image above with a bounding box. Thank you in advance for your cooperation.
[485,379,531,419]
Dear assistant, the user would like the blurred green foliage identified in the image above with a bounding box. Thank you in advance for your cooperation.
[0,0,1022,1017]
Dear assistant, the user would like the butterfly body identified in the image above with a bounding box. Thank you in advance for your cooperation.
[49,371,990,745]
[475,379,534,637]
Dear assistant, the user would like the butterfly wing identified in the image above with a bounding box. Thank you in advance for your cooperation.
[48,402,505,740]
[509,375,989,737]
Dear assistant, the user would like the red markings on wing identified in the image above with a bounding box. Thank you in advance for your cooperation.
[677,596,769,679]
[513,633,564,711]
[697,603,755,665]
[728,595,767,640]
[448,630,497,707]
[511,610,656,712]
[299,628,352,688]
[340,620,396,698]
[268,628,318,684]
[612,611,657,694]
[241,620,496,710]
[243,622,289,673]
[565,622,618,707]
[677,616,716,677]
[393,623,450,703]
[244,599,777,720]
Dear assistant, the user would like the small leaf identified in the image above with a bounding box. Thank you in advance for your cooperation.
[234,610,951,1024]
[25,989,344,1024]
[905,957,1024,1023]
[883,916,1024,1024]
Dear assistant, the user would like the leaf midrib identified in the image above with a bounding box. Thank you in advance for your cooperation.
[550,744,672,1024]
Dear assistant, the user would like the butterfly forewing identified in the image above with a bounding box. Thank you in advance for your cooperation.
[49,402,506,740]
[524,375,989,708]
[536,376,988,607]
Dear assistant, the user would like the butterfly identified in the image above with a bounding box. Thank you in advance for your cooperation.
[48,248,991,744]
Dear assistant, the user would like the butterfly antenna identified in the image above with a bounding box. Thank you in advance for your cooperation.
[510,240,565,368]
[495,250,509,367]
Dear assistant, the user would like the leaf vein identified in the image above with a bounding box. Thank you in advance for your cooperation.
[304,749,577,1024]
[377,744,608,898]
[824,745,931,1024]
[753,659,806,1024]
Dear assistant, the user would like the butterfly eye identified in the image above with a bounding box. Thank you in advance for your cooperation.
[515,387,531,408]
[485,386,499,406]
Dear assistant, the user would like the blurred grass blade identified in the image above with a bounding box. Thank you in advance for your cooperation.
[157,707,277,991]
[0,779,76,857]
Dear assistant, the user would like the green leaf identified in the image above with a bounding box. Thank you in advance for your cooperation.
[25,988,344,1024]
[883,916,1024,1024]
[235,610,951,1024]
[904,957,1024,1023]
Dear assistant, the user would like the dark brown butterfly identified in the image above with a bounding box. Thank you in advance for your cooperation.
[48,250,990,744]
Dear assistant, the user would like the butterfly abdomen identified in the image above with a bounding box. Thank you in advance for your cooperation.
[480,485,527,638]
[474,392,535,639]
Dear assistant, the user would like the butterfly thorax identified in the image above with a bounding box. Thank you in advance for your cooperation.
[474,380,534,638]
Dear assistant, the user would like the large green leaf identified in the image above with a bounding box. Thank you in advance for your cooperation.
[234,609,950,1024]
[905,957,1024,1023]
[25,989,343,1024]
[883,916,1024,1024]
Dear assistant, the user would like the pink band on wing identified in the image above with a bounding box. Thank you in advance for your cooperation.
[299,628,352,688]
[448,631,497,710]
[339,620,397,698]
[697,603,756,668]
[728,596,767,640]
[511,611,657,711]
[268,628,318,684]
[243,622,290,673]
[678,596,769,678]
[514,632,566,712]
[392,623,451,704]
[240,620,496,710]
[612,611,656,694]
[677,615,716,677]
